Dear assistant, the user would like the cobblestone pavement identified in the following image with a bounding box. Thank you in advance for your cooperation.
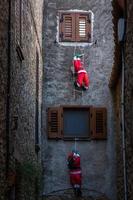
[43,189,110,200]
[43,195,109,200]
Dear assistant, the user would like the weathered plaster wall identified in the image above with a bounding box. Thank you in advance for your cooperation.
[8,0,44,199]
[9,0,43,163]
[0,1,9,199]
[124,0,133,199]
[113,76,125,200]
[42,0,116,199]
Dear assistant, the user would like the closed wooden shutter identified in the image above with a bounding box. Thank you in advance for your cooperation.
[59,12,91,42]
[47,107,62,139]
[59,13,76,42]
[90,107,107,139]
[76,13,91,42]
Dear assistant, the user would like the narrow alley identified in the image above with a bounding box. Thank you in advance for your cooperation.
[0,0,133,200]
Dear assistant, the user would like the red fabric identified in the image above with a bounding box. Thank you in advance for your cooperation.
[73,57,89,88]
[77,72,89,88]
[73,59,83,73]
[70,169,82,186]
[68,153,81,168]
[68,152,82,187]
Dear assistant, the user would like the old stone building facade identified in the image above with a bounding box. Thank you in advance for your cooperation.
[1,0,133,200]
[0,0,44,199]
[42,0,116,200]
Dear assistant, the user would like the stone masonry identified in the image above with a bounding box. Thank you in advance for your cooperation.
[0,1,9,199]
[109,1,125,199]
[0,0,44,199]
[109,0,133,199]
[124,0,133,199]
[2,0,133,199]
[42,0,116,200]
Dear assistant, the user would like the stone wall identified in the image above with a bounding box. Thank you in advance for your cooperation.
[109,0,133,199]
[109,1,125,199]
[124,0,133,199]
[0,0,44,199]
[113,76,125,200]
[42,0,116,199]
[0,1,9,199]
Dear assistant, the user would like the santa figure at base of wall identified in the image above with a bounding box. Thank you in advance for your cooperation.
[67,150,82,197]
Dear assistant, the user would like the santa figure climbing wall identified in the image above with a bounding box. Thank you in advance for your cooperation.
[73,54,90,90]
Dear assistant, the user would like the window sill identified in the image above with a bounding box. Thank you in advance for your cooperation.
[63,137,92,141]
[57,41,93,47]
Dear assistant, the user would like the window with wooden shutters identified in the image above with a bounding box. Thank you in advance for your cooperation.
[59,12,92,42]
[47,107,62,139]
[91,108,107,139]
[47,106,107,140]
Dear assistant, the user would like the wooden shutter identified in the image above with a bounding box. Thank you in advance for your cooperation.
[47,107,62,139]
[76,13,91,42]
[59,13,76,42]
[90,107,107,139]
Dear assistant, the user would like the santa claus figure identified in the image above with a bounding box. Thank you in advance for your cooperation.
[73,54,89,90]
[67,150,82,196]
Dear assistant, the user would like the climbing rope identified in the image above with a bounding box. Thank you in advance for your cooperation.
[73,42,77,57]
[74,137,77,152]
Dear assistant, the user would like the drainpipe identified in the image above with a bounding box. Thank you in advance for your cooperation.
[121,37,128,200]
[122,1,128,198]
[118,4,128,200]
[6,0,11,175]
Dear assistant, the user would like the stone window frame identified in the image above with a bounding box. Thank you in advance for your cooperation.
[57,10,94,47]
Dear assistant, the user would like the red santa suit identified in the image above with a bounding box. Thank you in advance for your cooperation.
[67,151,82,196]
[73,56,89,90]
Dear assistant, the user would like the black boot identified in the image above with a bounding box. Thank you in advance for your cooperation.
[74,188,82,197]
[74,81,82,91]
